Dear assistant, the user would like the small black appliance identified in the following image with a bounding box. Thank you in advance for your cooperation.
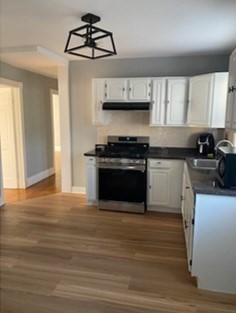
[196,133,215,156]
[216,146,236,189]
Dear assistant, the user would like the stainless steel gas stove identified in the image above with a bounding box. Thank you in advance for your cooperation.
[98,136,149,213]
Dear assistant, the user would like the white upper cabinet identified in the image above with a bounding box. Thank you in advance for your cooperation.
[187,72,228,128]
[92,79,108,125]
[166,78,189,125]
[104,78,151,102]
[128,78,151,101]
[105,79,127,101]
[225,49,236,129]
[150,78,166,125]
[150,77,188,126]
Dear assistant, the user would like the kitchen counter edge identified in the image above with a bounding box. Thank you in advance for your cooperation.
[84,147,236,197]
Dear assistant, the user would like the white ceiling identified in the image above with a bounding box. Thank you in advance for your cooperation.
[1,0,236,78]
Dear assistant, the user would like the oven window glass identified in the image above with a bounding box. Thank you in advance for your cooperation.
[99,168,146,203]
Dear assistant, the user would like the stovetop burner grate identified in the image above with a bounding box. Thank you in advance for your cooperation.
[99,145,149,159]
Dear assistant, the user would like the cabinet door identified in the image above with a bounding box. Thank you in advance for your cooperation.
[128,78,151,101]
[225,74,235,128]
[86,157,97,204]
[233,82,236,129]
[230,53,236,129]
[148,169,170,206]
[150,78,166,125]
[185,184,194,270]
[168,160,184,208]
[166,78,188,125]
[105,79,127,101]
[92,79,108,125]
[182,164,194,271]
[187,74,213,126]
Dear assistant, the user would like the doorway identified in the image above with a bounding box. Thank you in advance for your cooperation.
[51,89,61,188]
[0,78,26,194]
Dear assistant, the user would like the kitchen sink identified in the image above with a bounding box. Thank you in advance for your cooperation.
[189,158,218,170]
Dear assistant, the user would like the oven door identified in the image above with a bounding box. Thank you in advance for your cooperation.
[98,164,146,212]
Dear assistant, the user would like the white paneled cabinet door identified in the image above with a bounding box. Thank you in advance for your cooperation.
[150,78,166,125]
[225,74,235,128]
[187,74,213,126]
[181,163,194,271]
[233,81,236,129]
[92,79,108,125]
[166,78,188,125]
[105,79,127,101]
[225,50,236,129]
[230,50,236,129]
[0,88,18,188]
[148,170,170,206]
[128,78,151,101]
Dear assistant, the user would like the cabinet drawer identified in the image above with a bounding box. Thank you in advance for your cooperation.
[149,159,171,169]
[86,157,96,165]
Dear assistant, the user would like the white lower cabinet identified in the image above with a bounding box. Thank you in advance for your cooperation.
[182,162,236,294]
[181,162,194,271]
[147,159,184,212]
[85,156,97,205]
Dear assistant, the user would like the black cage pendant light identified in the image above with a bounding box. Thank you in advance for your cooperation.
[64,13,117,60]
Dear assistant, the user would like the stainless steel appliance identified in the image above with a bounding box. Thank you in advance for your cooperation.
[196,133,215,155]
[98,136,149,213]
[216,146,236,189]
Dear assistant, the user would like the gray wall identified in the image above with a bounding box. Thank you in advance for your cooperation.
[70,54,229,188]
[0,62,58,178]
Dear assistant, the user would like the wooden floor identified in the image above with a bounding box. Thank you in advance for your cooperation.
[3,173,61,203]
[0,193,236,313]
[3,151,61,204]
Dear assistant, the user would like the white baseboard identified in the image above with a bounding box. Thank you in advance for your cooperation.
[26,167,55,187]
[71,186,86,194]
[147,205,181,213]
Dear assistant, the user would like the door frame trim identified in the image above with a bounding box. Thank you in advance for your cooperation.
[0,77,27,188]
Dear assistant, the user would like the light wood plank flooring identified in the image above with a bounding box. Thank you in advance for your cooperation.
[3,173,61,203]
[3,151,61,204]
[0,193,236,313]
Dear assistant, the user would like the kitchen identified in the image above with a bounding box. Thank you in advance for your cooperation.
[84,52,236,294]
[1,0,236,312]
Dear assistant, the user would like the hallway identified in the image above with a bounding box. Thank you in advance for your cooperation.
[3,173,61,203]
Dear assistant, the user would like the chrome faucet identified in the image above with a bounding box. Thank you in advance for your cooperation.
[214,139,234,153]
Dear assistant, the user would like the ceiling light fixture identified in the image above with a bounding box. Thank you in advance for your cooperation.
[64,13,117,60]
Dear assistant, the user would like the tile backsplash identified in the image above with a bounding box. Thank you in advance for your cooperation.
[97,112,224,147]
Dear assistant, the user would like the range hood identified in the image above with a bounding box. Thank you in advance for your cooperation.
[102,102,150,111]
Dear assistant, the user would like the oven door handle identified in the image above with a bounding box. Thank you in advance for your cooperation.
[98,164,146,172]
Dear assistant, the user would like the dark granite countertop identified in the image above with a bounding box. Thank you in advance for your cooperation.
[84,147,198,158]
[84,149,100,157]
[148,147,198,159]
[84,147,236,197]
[186,158,236,197]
